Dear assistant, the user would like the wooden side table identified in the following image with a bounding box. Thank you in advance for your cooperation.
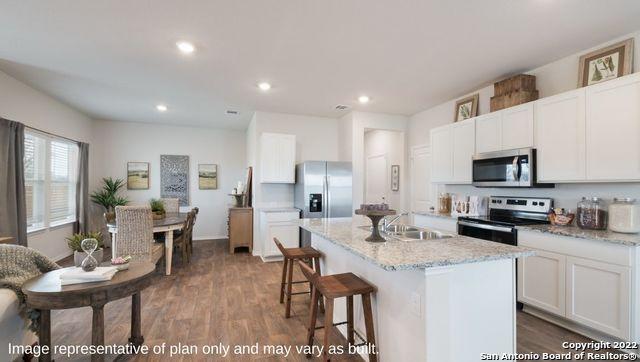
[22,262,156,362]
[228,207,253,253]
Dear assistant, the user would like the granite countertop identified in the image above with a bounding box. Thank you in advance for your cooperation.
[299,218,534,271]
[259,207,300,213]
[518,224,640,246]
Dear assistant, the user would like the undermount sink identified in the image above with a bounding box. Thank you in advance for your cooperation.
[358,224,453,240]
[397,230,453,240]
[382,224,420,234]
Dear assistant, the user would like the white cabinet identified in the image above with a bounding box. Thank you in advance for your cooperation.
[430,125,453,182]
[475,112,502,153]
[502,102,534,150]
[260,133,296,183]
[451,118,476,183]
[565,256,631,340]
[259,211,300,261]
[518,249,566,316]
[586,73,640,181]
[535,89,586,182]
[430,118,475,184]
[475,103,534,153]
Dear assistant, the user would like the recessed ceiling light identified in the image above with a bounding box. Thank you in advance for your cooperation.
[156,104,168,112]
[176,41,195,54]
[358,95,370,104]
[258,82,272,91]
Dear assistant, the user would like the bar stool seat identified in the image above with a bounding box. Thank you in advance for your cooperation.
[298,261,378,362]
[273,238,323,318]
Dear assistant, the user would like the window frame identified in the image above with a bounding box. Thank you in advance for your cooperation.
[25,129,79,234]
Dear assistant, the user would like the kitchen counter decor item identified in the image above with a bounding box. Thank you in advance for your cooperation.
[450,194,487,217]
[548,208,575,226]
[490,74,538,111]
[438,193,452,215]
[229,193,245,207]
[577,197,607,230]
[609,198,640,233]
[355,207,396,242]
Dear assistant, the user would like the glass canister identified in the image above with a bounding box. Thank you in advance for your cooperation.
[609,198,640,233]
[438,193,451,215]
[576,197,607,230]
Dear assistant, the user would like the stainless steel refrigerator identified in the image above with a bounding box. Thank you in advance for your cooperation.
[295,161,352,245]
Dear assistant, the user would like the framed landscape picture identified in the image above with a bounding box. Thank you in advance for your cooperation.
[578,38,634,87]
[198,164,218,190]
[127,162,149,190]
[454,93,479,122]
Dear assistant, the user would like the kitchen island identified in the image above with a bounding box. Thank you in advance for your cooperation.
[299,217,534,362]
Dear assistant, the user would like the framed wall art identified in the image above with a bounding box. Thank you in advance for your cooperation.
[454,93,479,122]
[127,162,149,190]
[198,164,218,190]
[578,38,634,87]
[160,155,189,206]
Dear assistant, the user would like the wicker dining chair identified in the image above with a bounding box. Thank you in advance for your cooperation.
[114,205,163,263]
[160,198,180,213]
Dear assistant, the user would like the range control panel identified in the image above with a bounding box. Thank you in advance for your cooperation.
[489,196,553,214]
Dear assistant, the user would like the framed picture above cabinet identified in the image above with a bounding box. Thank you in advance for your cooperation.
[578,38,634,87]
[454,93,479,122]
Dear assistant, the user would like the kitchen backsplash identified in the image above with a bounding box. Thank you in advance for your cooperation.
[443,183,640,211]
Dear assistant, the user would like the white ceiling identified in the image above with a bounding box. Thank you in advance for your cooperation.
[0,1,639,130]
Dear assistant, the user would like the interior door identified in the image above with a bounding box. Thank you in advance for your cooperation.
[411,146,432,212]
[365,153,388,204]
[327,161,352,218]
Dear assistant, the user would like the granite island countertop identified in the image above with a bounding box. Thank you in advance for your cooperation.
[299,217,534,271]
[518,224,640,246]
[412,211,460,220]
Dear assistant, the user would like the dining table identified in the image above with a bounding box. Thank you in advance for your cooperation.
[107,212,188,275]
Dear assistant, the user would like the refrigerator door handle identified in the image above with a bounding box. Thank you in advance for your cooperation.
[326,175,331,219]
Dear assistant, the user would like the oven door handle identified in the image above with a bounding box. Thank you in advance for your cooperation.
[458,221,514,233]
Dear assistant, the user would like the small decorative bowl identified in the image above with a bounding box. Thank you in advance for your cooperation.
[549,212,575,226]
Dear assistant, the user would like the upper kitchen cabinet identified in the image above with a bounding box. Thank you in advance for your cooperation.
[260,132,296,183]
[430,118,475,184]
[535,88,586,182]
[586,72,640,181]
[430,124,453,183]
[475,103,534,153]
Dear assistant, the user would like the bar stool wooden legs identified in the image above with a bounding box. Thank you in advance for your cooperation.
[273,238,324,318]
[298,260,378,362]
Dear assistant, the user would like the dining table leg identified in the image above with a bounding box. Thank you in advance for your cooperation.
[38,309,51,362]
[164,230,173,275]
[91,304,105,362]
[129,292,144,346]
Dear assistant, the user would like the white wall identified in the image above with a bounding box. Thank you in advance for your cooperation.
[364,129,404,210]
[0,70,95,261]
[92,119,246,240]
[408,30,640,211]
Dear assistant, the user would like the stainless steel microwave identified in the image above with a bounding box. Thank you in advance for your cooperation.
[472,148,553,188]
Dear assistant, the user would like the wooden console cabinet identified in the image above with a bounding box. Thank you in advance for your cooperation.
[228,207,253,254]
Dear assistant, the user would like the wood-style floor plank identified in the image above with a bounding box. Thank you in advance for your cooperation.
[48,239,626,361]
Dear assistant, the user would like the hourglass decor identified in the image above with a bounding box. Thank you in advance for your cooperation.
[80,238,99,271]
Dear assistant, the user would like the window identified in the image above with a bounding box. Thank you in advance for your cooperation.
[24,130,79,232]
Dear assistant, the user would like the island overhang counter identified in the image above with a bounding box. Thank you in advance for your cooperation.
[299,217,534,362]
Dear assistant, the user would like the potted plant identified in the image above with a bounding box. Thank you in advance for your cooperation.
[91,177,129,223]
[66,231,105,267]
[150,198,166,220]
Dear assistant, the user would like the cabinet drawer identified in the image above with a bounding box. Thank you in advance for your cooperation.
[518,230,632,267]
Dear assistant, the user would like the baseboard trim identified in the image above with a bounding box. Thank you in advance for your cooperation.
[193,235,227,241]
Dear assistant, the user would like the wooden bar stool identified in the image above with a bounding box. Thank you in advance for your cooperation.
[298,260,378,362]
[273,238,324,318]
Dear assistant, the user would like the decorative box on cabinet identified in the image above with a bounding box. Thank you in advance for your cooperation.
[228,207,253,254]
[260,133,296,183]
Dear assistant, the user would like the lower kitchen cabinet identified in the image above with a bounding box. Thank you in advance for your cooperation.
[518,249,566,316]
[565,256,631,340]
[228,207,253,254]
[259,210,300,261]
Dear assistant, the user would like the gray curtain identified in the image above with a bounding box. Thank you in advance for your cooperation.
[0,118,27,246]
[75,142,90,234]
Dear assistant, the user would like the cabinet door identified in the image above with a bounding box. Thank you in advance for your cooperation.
[534,89,586,182]
[265,223,300,257]
[586,73,640,181]
[517,249,566,316]
[501,102,534,150]
[451,118,475,183]
[565,256,631,339]
[475,112,502,153]
[277,134,296,183]
[430,125,453,183]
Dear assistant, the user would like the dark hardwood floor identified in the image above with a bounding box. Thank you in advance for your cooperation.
[50,239,625,361]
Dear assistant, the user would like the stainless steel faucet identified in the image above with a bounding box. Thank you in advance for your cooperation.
[382,212,409,232]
